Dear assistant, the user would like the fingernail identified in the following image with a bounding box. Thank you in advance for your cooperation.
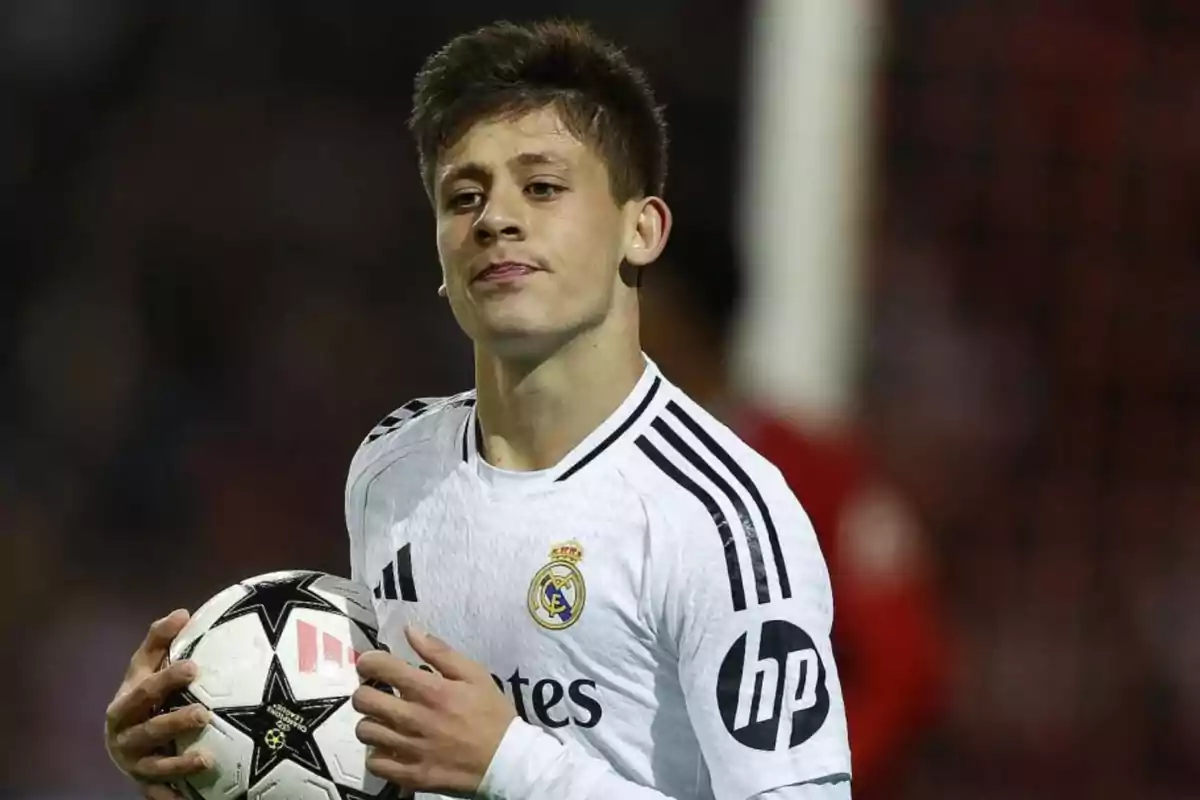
[179,661,198,680]
[189,704,211,725]
[195,750,213,769]
[407,624,427,642]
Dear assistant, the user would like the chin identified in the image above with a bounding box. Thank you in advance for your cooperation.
[473,317,574,361]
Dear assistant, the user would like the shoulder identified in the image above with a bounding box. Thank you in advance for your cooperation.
[360,391,476,447]
[621,385,829,616]
[624,385,800,532]
[346,390,475,493]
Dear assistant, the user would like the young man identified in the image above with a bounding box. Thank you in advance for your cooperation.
[104,20,852,799]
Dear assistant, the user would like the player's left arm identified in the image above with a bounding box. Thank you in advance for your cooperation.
[651,466,854,800]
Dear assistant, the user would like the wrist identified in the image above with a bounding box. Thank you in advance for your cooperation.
[476,718,558,800]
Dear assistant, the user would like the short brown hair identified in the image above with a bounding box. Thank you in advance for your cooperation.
[410,20,668,204]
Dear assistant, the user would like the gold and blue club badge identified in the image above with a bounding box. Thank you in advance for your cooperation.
[528,540,586,630]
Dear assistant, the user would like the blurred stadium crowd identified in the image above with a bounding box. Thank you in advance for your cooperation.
[0,2,1197,798]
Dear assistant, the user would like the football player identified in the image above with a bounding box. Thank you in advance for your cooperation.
[104,20,852,799]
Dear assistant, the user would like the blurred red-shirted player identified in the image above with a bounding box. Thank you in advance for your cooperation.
[640,229,946,797]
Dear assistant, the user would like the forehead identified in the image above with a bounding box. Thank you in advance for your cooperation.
[437,107,599,175]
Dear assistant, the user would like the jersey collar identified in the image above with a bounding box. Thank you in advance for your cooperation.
[462,355,665,489]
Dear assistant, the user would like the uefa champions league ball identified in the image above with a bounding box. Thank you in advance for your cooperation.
[162,570,401,800]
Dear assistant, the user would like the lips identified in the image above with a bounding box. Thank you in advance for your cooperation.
[473,260,539,283]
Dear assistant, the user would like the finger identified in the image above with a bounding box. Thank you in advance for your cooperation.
[365,751,424,789]
[107,660,198,734]
[116,704,211,755]
[131,748,212,781]
[352,685,426,731]
[356,652,440,699]
[356,717,419,753]
[405,626,488,683]
[128,610,191,677]
[354,650,413,682]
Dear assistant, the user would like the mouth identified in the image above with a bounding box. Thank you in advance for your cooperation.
[472,260,541,284]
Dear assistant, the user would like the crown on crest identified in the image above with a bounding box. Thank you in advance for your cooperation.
[549,540,584,563]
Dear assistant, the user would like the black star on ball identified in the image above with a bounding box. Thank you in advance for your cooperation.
[166,658,399,800]
[217,655,347,789]
[213,572,346,648]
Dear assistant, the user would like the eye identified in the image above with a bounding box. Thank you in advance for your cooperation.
[525,181,565,200]
[446,190,483,212]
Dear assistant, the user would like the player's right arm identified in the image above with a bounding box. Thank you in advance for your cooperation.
[103,609,213,799]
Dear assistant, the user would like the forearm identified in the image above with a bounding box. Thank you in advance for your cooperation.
[478,720,674,800]
[478,721,851,800]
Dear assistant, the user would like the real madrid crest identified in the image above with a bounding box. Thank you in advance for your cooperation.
[528,540,586,630]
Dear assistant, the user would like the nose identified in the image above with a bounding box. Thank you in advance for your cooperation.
[472,187,526,246]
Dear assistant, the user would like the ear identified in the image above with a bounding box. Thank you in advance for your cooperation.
[623,196,672,268]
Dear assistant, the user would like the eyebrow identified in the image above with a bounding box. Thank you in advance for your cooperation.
[513,152,568,168]
[439,151,570,188]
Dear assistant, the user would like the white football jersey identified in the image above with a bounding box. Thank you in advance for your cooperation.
[344,359,851,799]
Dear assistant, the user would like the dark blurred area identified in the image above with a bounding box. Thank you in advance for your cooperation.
[869,3,1200,797]
[1,1,1197,798]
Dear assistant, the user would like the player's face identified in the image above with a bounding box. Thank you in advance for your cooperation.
[433,106,668,358]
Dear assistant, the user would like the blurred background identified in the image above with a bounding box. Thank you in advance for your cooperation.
[1,1,1197,797]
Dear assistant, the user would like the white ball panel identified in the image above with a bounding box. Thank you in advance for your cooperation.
[310,700,390,794]
[307,573,378,629]
[175,714,254,800]
[275,608,376,702]
[251,760,339,800]
[188,614,274,708]
[170,583,252,663]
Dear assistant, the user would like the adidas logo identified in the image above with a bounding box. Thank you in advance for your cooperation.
[297,619,363,674]
[373,543,418,602]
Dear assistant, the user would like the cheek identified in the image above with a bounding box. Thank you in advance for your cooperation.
[557,209,624,282]
[436,222,470,279]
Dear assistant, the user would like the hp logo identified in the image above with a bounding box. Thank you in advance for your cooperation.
[716,620,830,751]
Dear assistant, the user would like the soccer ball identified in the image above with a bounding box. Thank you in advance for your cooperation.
[163,570,400,800]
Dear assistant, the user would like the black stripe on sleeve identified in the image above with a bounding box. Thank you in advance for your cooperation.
[367,401,429,444]
[666,400,792,599]
[369,395,476,446]
[636,436,747,612]
[651,417,770,604]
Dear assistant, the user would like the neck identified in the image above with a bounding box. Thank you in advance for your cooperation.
[473,318,646,472]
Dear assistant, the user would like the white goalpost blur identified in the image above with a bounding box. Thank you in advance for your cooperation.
[733,0,883,430]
